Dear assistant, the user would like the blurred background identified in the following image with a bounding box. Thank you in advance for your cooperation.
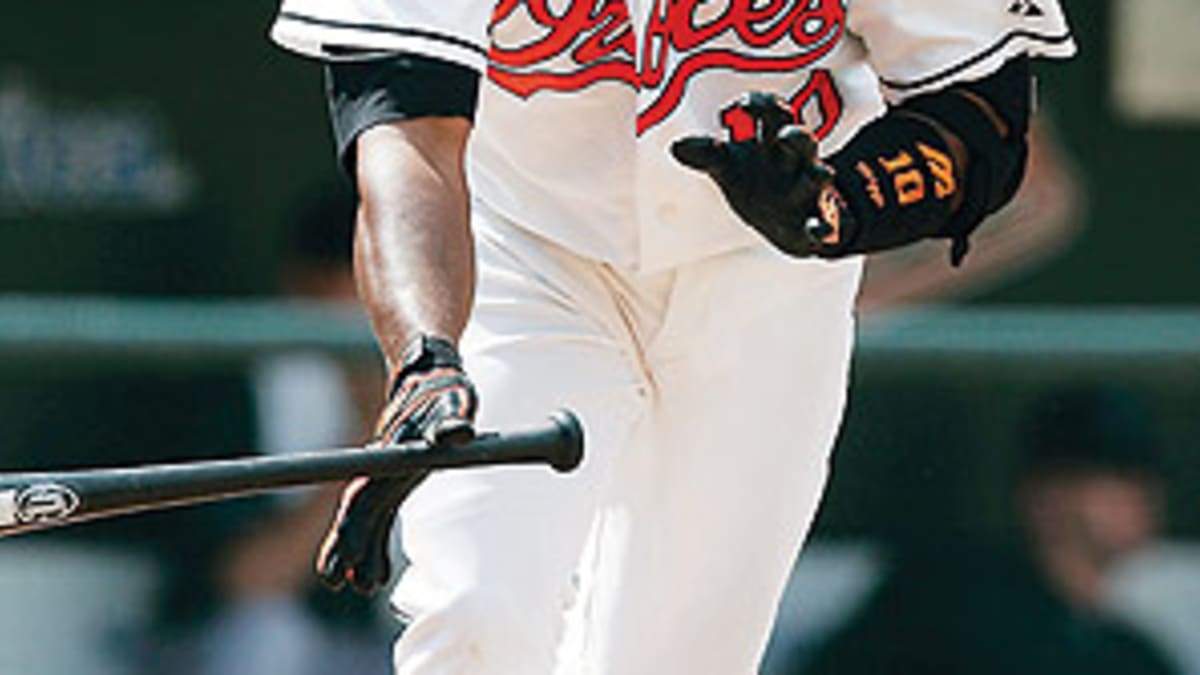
[1,0,1197,673]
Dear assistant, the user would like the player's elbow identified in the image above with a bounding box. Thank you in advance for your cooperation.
[907,57,1034,245]
[355,118,472,204]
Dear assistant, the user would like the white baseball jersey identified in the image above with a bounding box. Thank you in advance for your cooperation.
[272,0,1074,271]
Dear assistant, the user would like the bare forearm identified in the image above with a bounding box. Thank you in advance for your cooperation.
[354,118,474,365]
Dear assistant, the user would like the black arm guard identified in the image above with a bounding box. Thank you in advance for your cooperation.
[825,57,1032,265]
[325,54,480,175]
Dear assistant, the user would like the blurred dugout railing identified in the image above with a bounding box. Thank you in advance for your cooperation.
[0,295,1196,360]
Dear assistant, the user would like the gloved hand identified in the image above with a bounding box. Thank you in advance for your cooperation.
[671,92,852,257]
[316,334,478,595]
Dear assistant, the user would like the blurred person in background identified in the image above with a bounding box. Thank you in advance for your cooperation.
[154,181,393,675]
[789,385,1178,675]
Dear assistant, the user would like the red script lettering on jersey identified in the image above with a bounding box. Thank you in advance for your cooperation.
[487,0,845,133]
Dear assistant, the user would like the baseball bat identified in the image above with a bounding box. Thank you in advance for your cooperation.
[0,409,583,539]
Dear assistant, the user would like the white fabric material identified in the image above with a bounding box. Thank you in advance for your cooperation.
[469,0,884,270]
[849,0,1077,101]
[271,0,1073,271]
[388,203,861,674]
[271,0,490,70]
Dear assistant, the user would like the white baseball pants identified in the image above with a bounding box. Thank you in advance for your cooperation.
[391,204,861,675]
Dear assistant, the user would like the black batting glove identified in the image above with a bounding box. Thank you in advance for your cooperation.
[316,334,478,595]
[671,92,854,257]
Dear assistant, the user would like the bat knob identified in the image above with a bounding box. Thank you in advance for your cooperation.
[548,409,585,473]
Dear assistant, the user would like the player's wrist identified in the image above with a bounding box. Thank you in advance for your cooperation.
[387,333,465,399]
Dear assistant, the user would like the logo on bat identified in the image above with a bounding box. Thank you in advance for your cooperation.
[15,483,81,524]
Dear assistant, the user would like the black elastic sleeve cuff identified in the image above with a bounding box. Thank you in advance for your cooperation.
[324,54,480,174]
[902,57,1032,217]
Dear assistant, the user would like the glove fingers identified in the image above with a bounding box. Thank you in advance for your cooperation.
[347,470,427,594]
[349,555,390,596]
[349,509,397,595]
[762,103,795,143]
[426,416,475,447]
[317,548,349,591]
[737,92,794,142]
[395,407,472,448]
[671,136,728,174]
[423,388,477,446]
[807,161,835,185]
[317,528,366,592]
[315,476,369,584]
[777,125,819,168]
[316,476,403,591]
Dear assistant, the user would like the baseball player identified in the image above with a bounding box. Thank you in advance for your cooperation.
[269,0,1075,672]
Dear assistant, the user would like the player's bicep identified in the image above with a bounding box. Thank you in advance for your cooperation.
[326,54,480,176]
[847,0,1075,102]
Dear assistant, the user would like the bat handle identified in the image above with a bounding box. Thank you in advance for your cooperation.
[547,409,585,473]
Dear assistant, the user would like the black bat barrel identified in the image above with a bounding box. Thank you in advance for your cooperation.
[0,410,583,539]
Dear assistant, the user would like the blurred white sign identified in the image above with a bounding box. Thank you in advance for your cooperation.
[0,543,158,675]
[0,74,194,215]
[1112,0,1200,122]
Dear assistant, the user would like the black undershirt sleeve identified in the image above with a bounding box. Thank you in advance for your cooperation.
[324,53,480,174]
